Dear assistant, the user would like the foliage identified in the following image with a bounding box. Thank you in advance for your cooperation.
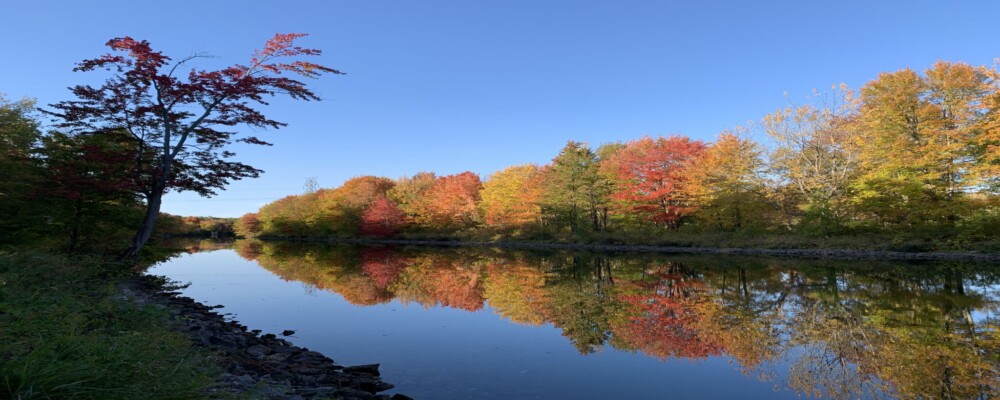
[156,214,235,237]
[541,141,609,234]
[0,95,46,246]
[603,136,706,230]
[387,172,436,224]
[763,85,861,233]
[410,172,482,232]
[243,59,999,249]
[479,164,544,231]
[234,212,261,238]
[44,33,340,258]
[688,130,772,231]
[318,176,395,236]
[0,95,143,253]
[360,195,408,237]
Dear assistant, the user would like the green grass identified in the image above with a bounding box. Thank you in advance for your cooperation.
[0,252,223,400]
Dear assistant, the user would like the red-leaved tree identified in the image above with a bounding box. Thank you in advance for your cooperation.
[45,34,341,258]
[360,195,408,237]
[606,136,706,230]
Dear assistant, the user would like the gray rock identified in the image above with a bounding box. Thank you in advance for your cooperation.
[246,344,273,358]
[265,352,293,363]
[344,364,381,376]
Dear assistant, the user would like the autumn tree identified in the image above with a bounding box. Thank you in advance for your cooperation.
[387,172,436,228]
[852,69,932,225]
[688,130,771,231]
[854,62,995,226]
[317,176,395,236]
[978,77,1000,192]
[603,136,706,230]
[234,212,261,238]
[418,172,482,231]
[360,194,407,237]
[924,62,993,197]
[257,193,320,236]
[763,86,861,232]
[479,164,544,231]
[45,34,341,259]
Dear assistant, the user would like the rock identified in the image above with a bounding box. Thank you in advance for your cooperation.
[391,394,416,400]
[344,364,381,376]
[270,345,299,354]
[264,352,293,363]
[334,388,377,399]
[246,344,273,358]
[209,335,237,349]
[281,329,296,336]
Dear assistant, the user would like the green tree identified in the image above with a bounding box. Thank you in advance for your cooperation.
[37,131,144,252]
[0,95,44,245]
[542,141,608,233]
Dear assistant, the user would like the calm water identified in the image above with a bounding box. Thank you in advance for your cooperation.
[147,240,1000,399]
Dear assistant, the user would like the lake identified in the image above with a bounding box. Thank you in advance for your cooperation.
[147,240,1000,399]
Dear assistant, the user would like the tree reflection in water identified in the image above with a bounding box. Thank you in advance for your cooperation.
[231,240,999,399]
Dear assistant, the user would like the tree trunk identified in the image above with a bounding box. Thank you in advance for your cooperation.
[118,180,165,260]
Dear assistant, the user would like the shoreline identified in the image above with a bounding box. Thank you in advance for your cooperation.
[261,236,1000,263]
[122,274,410,400]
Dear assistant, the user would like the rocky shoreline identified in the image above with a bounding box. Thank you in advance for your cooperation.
[121,275,411,400]
[267,237,1000,263]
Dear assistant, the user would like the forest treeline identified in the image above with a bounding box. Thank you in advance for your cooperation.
[239,61,1000,248]
[0,94,234,252]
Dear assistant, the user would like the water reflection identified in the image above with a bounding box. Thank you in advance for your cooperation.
[226,240,999,399]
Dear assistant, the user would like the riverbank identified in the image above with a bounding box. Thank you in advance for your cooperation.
[0,252,217,399]
[0,251,408,400]
[123,275,405,400]
[263,236,1000,263]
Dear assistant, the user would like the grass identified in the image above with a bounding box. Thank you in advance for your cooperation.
[0,251,223,400]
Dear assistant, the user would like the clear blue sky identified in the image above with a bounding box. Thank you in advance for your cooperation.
[4,1,998,217]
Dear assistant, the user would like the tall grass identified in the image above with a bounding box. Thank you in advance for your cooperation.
[0,252,222,399]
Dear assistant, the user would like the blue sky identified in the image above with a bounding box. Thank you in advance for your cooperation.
[4,1,998,217]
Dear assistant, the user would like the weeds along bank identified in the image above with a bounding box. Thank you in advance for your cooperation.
[0,252,219,399]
